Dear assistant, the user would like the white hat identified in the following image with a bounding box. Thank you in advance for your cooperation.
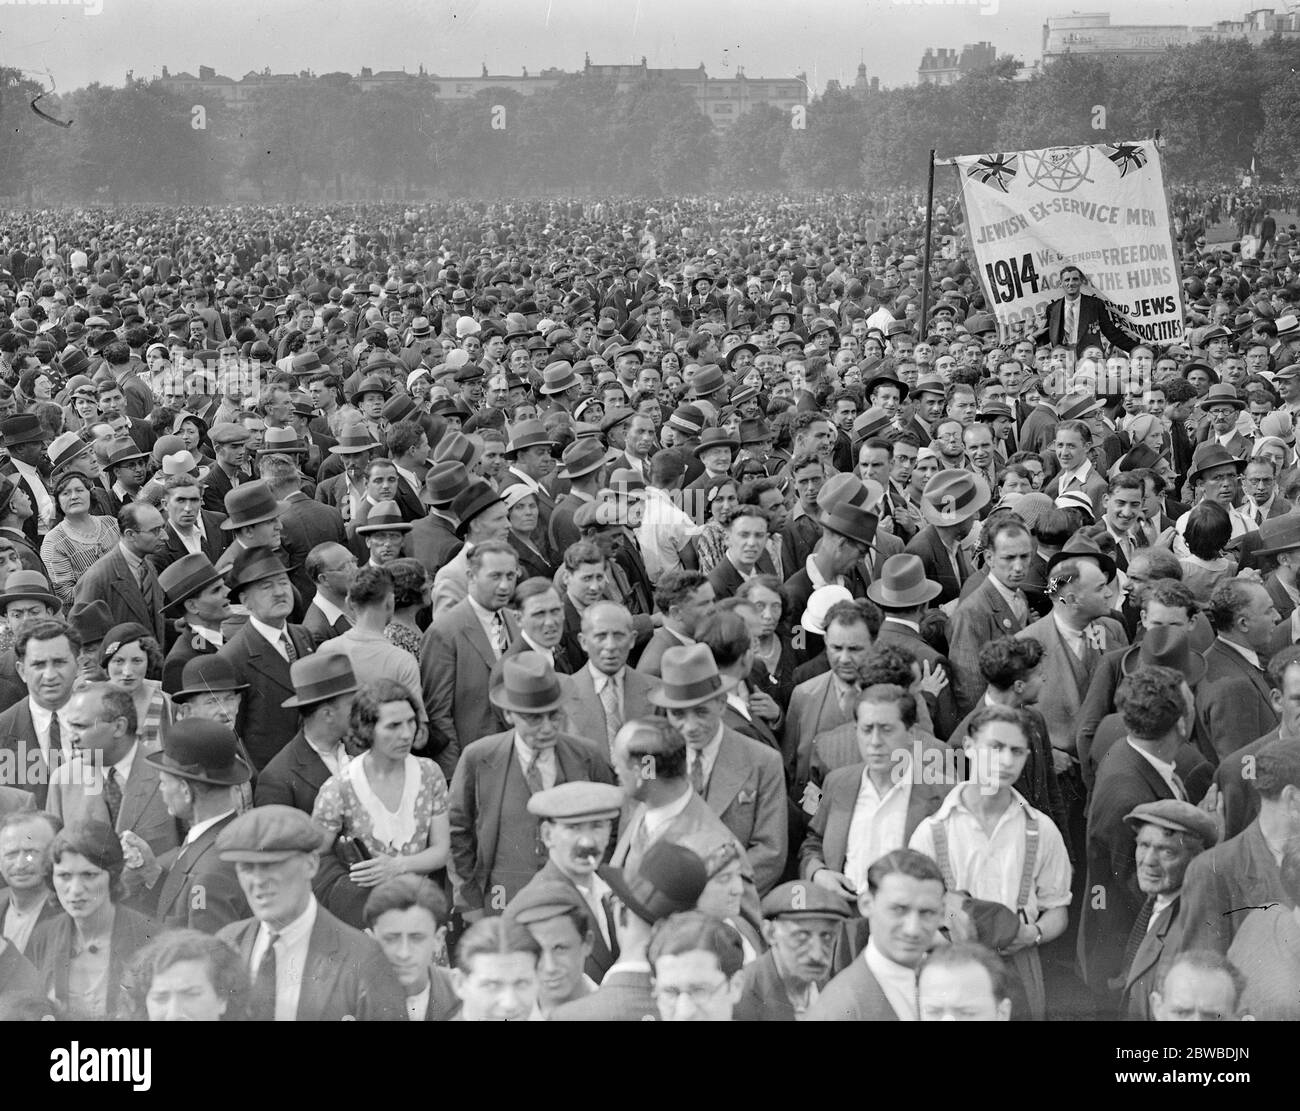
[406,367,431,390]
[801,586,854,637]
[455,317,481,339]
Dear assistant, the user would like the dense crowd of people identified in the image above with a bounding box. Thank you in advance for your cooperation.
[0,192,1298,1022]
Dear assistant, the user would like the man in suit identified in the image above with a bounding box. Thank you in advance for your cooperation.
[1178,739,1300,954]
[1196,578,1281,763]
[49,682,180,857]
[402,460,467,572]
[420,539,521,780]
[904,469,989,607]
[733,880,852,1020]
[503,419,559,535]
[1239,456,1293,528]
[706,503,777,599]
[158,554,230,694]
[267,457,347,607]
[563,601,654,757]
[549,439,612,556]
[151,475,227,575]
[1117,800,1217,1021]
[550,839,709,1021]
[216,546,316,771]
[0,413,55,545]
[806,848,947,1021]
[0,809,62,954]
[1042,418,1109,516]
[783,503,876,631]
[947,517,1033,713]
[1078,666,1209,1010]
[634,570,714,679]
[202,422,254,514]
[73,502,167,645]
[300,543,355,647]
[254,654,357,814]
[447,653,615,919]
[216,804,406,1021]
[0,618,81,807]
[651,644,787,895]
[120,720,251,933]
[1035,265,1136,357]
[362,874,461,1021]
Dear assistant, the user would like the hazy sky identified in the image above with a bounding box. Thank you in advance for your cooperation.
[2,0,1273,95]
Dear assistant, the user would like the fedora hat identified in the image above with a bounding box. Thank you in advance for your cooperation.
[1255,514,1300,557]
[690,364,726,399]
[668,404,705,437]
[864,373,909,403]
[48,432,91,472]
[723,342,758,369]
[920,470,990,526]
[1046,532,1117,581]
[383,393,416,424]
[328,424,381,455]
[144,720,251,787]
[1120,624,1206,687]
[866,553,943,609]
[1057,392,1102,422]
[0,414,43,447]
[556,438,615,480]
[451,479,504,538]
[225,545,294,597]
[159,553,224,613]
[432,430,484,470]
[256,427,307,456]
[506,419,558,455]
[68,599,115,645]
[818,503,879,549]
[1196,383,1247,412]
[282,653,359,709]
[171,654,249,702]
[425,460,470,506]
[221,480,282,530]
[489,651,565,714]
[350,374,392,400]
[0,570,59,611]
[738,417,773,446]
[355,500,413,534]
[692,427,740,458]
[1186,443,1247,483]
[290,350,323,377]
[911,375,947,398]
[105,439,148,468]
[648,644,738,709]
[851,408,893,443]
[538,362,580,395]
[598,840,710,925]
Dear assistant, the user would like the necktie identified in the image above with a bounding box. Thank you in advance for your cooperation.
[953,545,971,586]
[838,683,858,719]
[252,933,279,1021]
[491,612,509,656]
[523,750,545,794]
[690,751,707,796]
[599,674,623,750]
[137,560,151,594]
[1065,300,1077,344]
[1122,897,1157,972]
[282,630,298,663]
[48,714,63,772]
[103,768,123,828]
[1170,772,1188,802]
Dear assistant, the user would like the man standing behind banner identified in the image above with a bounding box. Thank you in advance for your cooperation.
[1037,266,1136,358]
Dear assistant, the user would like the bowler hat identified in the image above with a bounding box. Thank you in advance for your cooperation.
[451,479,503,538]
[920,470,990,526]
[171,654,249,702]
[221,480,282,530]
[648,644,738,709]
[144,720,251,787]
[67,599,115,645]
[866,554,942,609]
[488,651,565,714]
[692,427,739,458]
[225,545,294,597]
[159,553,225,613]
[282,653,359,709]
[1120,624,1206,686]
[217,804,328,862]
[598,840,710,924]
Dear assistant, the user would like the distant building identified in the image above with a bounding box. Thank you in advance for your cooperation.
[917,42,997,86]
[849,62,881,99]
[157,56,807,129]
[1042,9,1300,63]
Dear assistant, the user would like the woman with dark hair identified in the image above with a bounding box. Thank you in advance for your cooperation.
[27,820,156,1020]
[693,478,738,575]
[100,623,173,750]
[128,929,251,1021]
[311,679,450,927]
[171,410,213,464]
[40,471,121,607]
[735,575,794,702]
[501,484,556,581]
[1178,500,1236,604]
[384,557,430,657]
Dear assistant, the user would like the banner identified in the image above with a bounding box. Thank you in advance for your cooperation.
[948,141,1184,347]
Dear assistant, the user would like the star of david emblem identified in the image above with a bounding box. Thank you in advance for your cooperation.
[966,153,1018,193]
[1021,146,1093,194]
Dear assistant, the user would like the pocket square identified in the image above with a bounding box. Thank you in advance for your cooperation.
[737,789,756,805]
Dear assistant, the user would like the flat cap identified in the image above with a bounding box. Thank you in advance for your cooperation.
[1123,800,1219,846]
[505,878,588,925]
[216,804,327,861]
[527,782,624,823]
[209,422,251,446]
[761,880,853,920]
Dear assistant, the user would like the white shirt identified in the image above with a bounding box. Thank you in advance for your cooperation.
[1150,892,1177,929]
[688,724,725,788]
[987,573,1028,623]
[1054,457,1093,492]
[574,870,614,947]
[406,981,431,1022]
[1051,611,1090,660]
[304,732,349,778]
[171,518,208,557]
[109,741,138,792]
[310,593,350,630]
[638,487,701,583]
[1126,740,1186,800]
[466,594,505,657]
[11,459,54,534]
[250,896,319,1022]
[1062,295,1081,344]
[249,615,292,661]
[863,937,918,1021]
[910,785,1073,920]
[2,895,45,951]
[844,756,914,893]
[27,699,72,770]
[190,624,223,650]
[395,464,422,499]
[641,785,694,843]
[514,735,556,789]
[182,809,237,848]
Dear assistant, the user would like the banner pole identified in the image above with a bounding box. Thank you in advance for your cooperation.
[920,148,937,335]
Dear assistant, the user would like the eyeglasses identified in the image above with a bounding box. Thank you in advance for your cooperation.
[653,979,729,1007]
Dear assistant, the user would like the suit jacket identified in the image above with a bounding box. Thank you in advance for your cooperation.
[218,903,406,1020]
[217,621,315,771]
[149,514,228,576]
[700,726,788,895]
[1121,894,1185,1021]
[303,601,352,649]
[0,783,35,820]
[162,626,221,695]
[947,577,1028,714]
[780,514,823,580]
[781,563,872,635]
[904,525,967,606]
[1043,465,1109,518]
[420,600,521,781]
[128,811,248,932]
[448,729,615,913]
[1213,728,1276,842]
[1017,613,1127,757]
[799,761,948,879]
[804,954,900,1021]
[0,525,45,574]
[279,491,348,604]
[874,619,960,740]
[0,888,61,955]
[47,746,180,858]
[402,510,463,574]
[548,966,655,1021]
[734,950,817,1021]
[1263,570,1297,623]
[254,729,333,814]
[203,464,250,514]
[784,671,857,789]
[548,492,591,556]
[707,552,776,600]
[1178,819,1289,954]
[1195,639,1278,764]
[1036,292,1136,356]
[0,699,54,807]
[562,665,655,757]
[632,625,691,679]
[27,904,156,1019]
[73,547,165,644]
[515,858,617,982]
[1019,405,1059,455]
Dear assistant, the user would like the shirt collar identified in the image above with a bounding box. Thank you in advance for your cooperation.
[311,593,350,626]
[183,809,237,846]
[112,741,139,784]
[1217,637,1261,670]
[249,614,289,647]
[258,895,317,948]
[588,661,623,687]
